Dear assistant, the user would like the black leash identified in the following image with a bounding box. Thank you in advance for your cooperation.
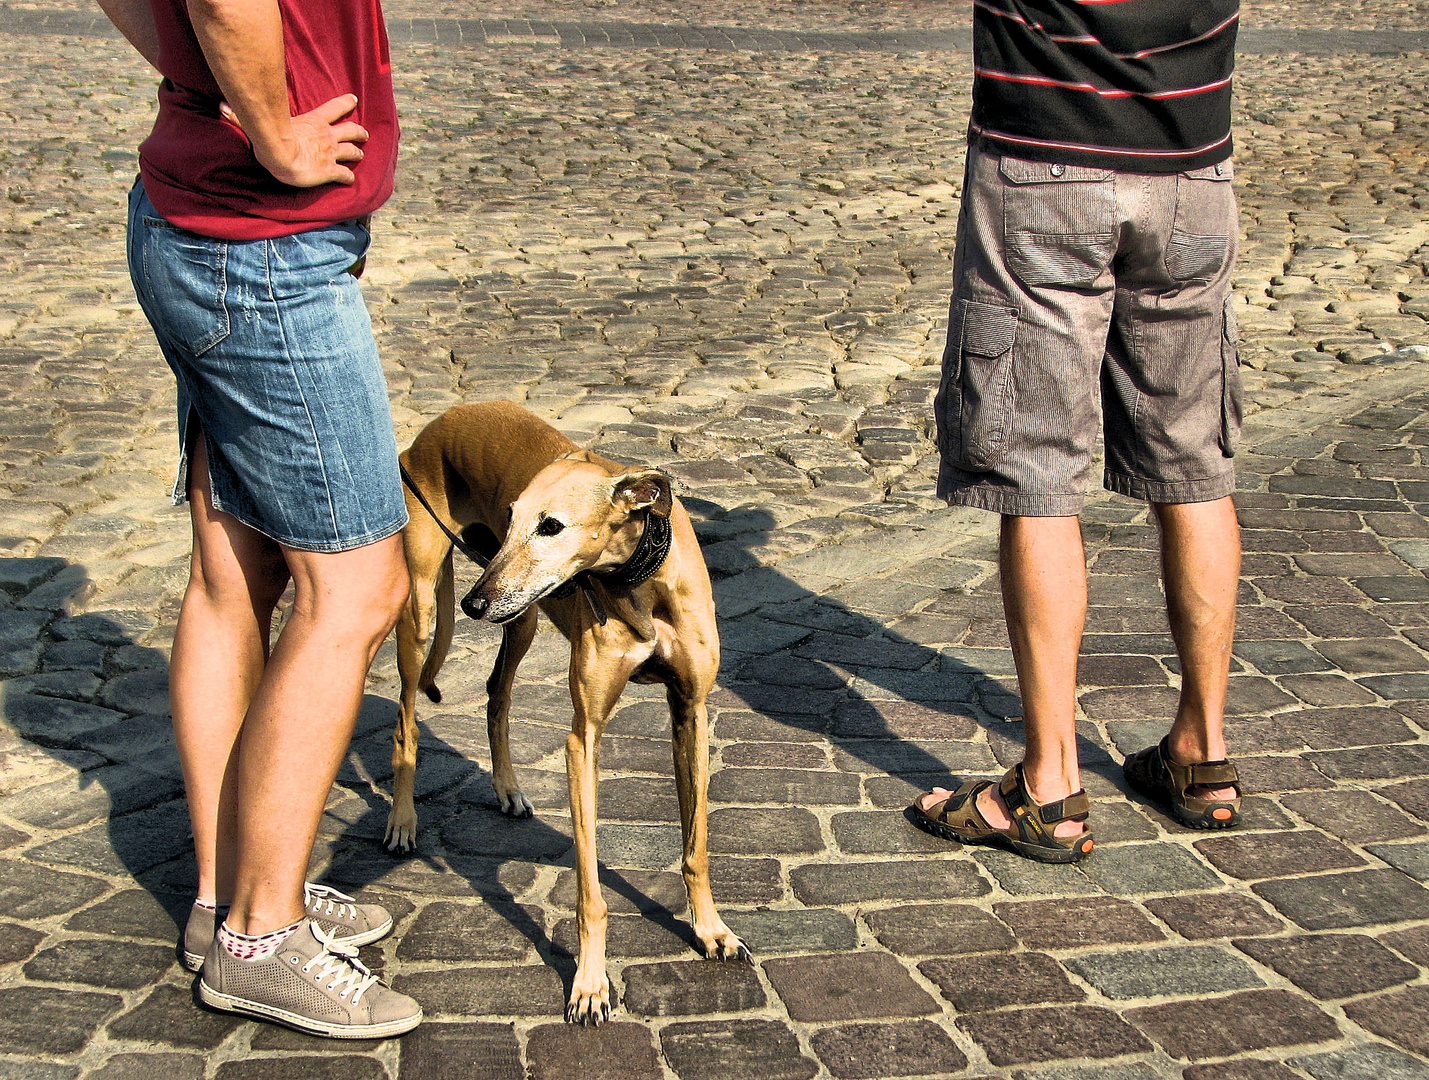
[399,464,673,627]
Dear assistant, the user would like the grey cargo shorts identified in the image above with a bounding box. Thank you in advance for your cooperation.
[934,145,1243,516]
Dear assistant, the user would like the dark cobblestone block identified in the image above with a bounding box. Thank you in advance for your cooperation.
[711,709,824,743]
[1309,744,1429,780]
[1357,673,1429,700]
[392,965,564,1017]
[958,1005,1151,1066]
[1299,706,1417,749]
[708,767,859,806]
[622,959,766,1016]
[1283,790,1425,843]
[1143,892,1283,940]
[1381,923,1429,966]
[1285,604,1397,639]
[790,859,990,906]
[0,821,28,852]
[1234,640,1332,675]
[591,823,682,870]
[1292,1042,1429,1080]
[705,804,829,854]
[974,848,1103,896]
[994,897,1165,949]
[0,861,108,920]
[1225,677,1300,715]
[719,742,826,768]
[1066,944,1263,999]
[1078,843,1224,894]
[0,1062,79,1080]
[661,1019,818,1080]
[1254,868,1429,929]
[395,901,542,962]
[87,1053,205,1080]
[214,1059,387,1080]
[865,902,1015,956]
[831,738,996,775]
[710,857,784,905]
[722,908,856,954]
[764,952,938,1022]
[1355,576,1429,603]
[1368,839,1429,880]
[1183,1059,1302,1080]
[598,777,679,821]
[1128,988,1338,1060]
[1194,830,1364,880]
[1314,637,1429,673]
[440,806,573,861]
[809,1019,968,1079]
[1089,801,1160,842]
[248,1025,382,1051]
[919,951,1083,1012]
[398,1021,522,1080]
[526,1021,661,1080]
[828,698,978,740]
[833,810,953,854]
[25,801,191,876]
[106,984,242,1049]
[0,985,123,1055]
[552,913,691,959]
[0,920,45,963]
[1079,685,1180,720]
[23,938,175,989]
[1233,756,1335,793]
[64,888,185,941]
[1235,932,1418,999]
[1280,673,1379,706]
[550,868,686,915]
[1343,985,1429,1057]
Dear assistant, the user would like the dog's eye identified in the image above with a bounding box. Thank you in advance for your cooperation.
[535,516,565,537]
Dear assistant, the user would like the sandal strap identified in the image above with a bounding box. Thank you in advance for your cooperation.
[1158,737,1241,792]
[1000,764,1091,825]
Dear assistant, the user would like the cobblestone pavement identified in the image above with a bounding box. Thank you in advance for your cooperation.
[2,1,1429,1077]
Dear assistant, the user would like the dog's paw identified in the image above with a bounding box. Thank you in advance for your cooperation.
[496,789,535,819]
[698,923,752,964]
[422,683,442,703]
[565,975,612,1026]
[383,811,417,854]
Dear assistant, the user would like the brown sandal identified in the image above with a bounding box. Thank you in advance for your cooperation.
[1123,736,1242,829]
[909,763,1094,864]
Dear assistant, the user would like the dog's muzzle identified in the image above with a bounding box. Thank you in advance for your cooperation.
[460,587,490,621]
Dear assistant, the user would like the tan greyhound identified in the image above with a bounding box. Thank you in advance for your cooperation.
[387,400,748,1024]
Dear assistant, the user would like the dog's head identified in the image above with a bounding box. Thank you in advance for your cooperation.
[461,456,673,623]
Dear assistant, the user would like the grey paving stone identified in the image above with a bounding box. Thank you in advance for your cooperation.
[549,868,687,915]
[833,810,956,854]
[1077,842,1225,894]
[440,806,573,860]
[1292,1041,1429,1080]
[392,965,565,1017]
[1143,891,1284,940]
[972,847,1102,897]
[864,902,1015,956]
[722,908,856,954]
[994,897,1165,949]
[0,861,108,920]
[708,767,859,806]
[1342,985,1429,1057]
[1284,790,1426,843]
[1183,1060,1302,1080]
[763,952,939,1022]
[0,921,44,963]
[710,858,785,905]
[1298,705,1418,749]
[1066,944,1264,999]
[526,1022,662,1080]
[552,913,692,959]
[399,1021,523,1080]
[1127,988,1339,1059]
[24,801,191,876]
[789,859,991,905]
[1254,868,1429,929]
[214,1060,388,1080]
[622,959,766,1016]
[919,951,1084,1012]
[958,1005,1152,1066]
[592,824,683,870]
[809,1019,968,1079]
[23,938,175,989]
[708,807,823,854]
[395,900,543,962]
[660,1019,818,1080]
[0,985,123,1055]
[1367,839,1429,880]
[0,1062,79,1080]
[105,984,242,1049]
[86,1053,205,1080]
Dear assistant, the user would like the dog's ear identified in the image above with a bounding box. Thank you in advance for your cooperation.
[612,469,673,518]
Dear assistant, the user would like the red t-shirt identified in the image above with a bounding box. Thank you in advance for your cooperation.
[139,0,399,240]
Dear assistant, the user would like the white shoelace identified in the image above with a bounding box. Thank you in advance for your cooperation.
[304,882,359,922]
[301,924,378,1005]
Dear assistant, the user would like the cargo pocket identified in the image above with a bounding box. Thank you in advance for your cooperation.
[1219,297,1243,457]
[1166,161,1235,283]
[1000,156,1116,289]
[952,299,1019,472]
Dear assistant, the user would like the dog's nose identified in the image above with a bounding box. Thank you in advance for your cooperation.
[460,589,489,620]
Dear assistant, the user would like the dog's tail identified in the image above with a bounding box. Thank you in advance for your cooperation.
[420,548,456,703]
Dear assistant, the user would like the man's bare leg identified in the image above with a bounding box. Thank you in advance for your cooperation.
[918,515,1087,841]
[1154,496,1240,804]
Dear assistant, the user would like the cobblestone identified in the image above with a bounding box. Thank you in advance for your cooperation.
[1,0,1428,1076]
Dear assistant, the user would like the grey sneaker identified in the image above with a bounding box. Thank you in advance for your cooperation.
[181,884,393,972]
[198,919,422,1038]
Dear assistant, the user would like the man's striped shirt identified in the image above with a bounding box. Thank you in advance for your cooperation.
[971,0,1239,173]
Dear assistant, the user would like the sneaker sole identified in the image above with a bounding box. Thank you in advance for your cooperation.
[197,978,422,1039]
[181,916,393,974]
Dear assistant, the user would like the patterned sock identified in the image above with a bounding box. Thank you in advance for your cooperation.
[217,919,303,962]
[194,899,218,911]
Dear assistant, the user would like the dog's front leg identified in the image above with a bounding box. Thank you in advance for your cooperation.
[386,591,429,853]
[487,608,537,818]
[564,635,638,1025]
